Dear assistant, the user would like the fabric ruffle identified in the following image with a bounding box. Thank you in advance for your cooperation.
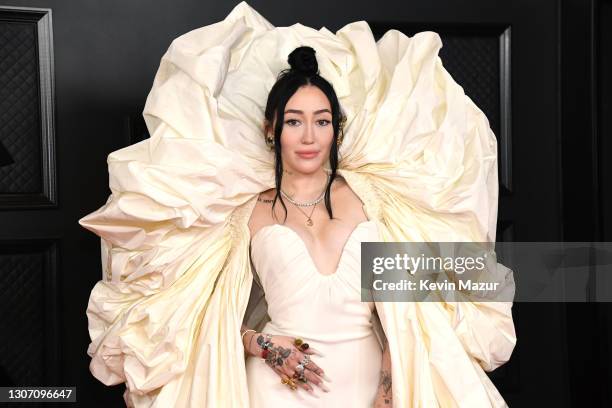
[79,1,516,406]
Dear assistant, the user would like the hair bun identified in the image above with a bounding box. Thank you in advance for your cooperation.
[287,46,318,75]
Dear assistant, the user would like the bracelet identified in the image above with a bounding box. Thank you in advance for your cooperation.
[241,329,256,342]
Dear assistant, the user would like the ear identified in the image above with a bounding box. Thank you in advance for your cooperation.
[263,118,274,136]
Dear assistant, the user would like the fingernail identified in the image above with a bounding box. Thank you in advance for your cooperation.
[321,372,332,383]
[307,388,320,398]
[319,382,331,392]
[309,347,325,357]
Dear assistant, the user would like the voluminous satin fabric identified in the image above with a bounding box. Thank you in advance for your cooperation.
[78,2,517,406]
[246,220,382,407]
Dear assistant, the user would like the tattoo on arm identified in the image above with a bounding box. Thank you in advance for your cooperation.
[379,369,392,404]
[377,339,392,405]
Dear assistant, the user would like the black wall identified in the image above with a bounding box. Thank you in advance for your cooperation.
[0,0,610,406]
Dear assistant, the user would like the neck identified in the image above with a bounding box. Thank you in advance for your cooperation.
[280,168,329,201]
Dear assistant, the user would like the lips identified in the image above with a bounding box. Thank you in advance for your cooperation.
[296,151,319,159]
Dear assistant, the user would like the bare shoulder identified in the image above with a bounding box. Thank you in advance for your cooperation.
[247,188,276,237]
[332,174,368,222]
[333,174,361,203]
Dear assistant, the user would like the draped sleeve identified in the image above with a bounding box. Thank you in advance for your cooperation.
[78,5,272,406]
[330,24,516,407]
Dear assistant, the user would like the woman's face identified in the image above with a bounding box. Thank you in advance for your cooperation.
[269,85,334,175]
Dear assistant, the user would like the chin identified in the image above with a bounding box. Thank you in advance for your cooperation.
[290,162,324,174]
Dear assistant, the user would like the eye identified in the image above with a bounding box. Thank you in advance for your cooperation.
[317,119,331,126]
[285,119,300,126]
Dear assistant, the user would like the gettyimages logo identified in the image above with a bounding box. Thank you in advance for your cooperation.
[361,241,612,303]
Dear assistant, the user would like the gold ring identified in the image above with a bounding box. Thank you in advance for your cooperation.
[281,377,297,390]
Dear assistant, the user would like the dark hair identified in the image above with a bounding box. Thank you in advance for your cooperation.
[263,45,346,223]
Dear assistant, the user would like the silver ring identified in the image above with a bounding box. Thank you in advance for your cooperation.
[301,355,310,367]
[295,363,305,373]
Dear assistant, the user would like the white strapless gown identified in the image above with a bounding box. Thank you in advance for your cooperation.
[246,220,383,407]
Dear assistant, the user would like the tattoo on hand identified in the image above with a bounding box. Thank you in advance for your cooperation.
[264,345,292,367]
[256,334,293,367]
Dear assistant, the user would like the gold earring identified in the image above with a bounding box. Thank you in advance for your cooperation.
[264,133,275,150]
[337,116,346,147]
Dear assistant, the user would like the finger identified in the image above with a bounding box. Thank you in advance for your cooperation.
[304,370,330,393]
[293,372,316,394]
[281,354,301,376]
[305,363,332,383]
[272,365,287,380]
[298,357,327,380]
[275,368,299,392]
[285,366,320,396]
[288,353,313,377]
[303,358,322,373]
[280,360,296,378]
[293,352,327,380]
[291,338,323,356]
[301,346,325,357]
[277,362,320,396]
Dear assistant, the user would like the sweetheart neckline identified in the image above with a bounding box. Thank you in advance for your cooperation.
[250,220,376,278]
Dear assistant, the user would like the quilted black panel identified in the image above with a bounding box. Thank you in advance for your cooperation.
[0,21,43,193]
[0,248,45,386]
[437,34,501,138]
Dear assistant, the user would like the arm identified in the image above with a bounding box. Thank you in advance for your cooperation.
[374,338,393,407]
[240,277,267,358]
[240,324,260,357]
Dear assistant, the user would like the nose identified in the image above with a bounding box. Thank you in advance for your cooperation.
[301,121,315,144]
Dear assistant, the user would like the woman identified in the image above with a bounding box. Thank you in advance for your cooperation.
[241,46,391,406]
[79,2,516,407]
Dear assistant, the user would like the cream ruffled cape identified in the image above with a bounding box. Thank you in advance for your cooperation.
[78,2,516,407]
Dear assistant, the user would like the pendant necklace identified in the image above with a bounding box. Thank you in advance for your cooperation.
[292,202,318,226]
[280,172,330,226]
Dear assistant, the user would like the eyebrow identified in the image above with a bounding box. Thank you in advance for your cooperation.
[284,108,332,115]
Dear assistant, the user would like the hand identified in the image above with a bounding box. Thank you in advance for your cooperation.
[246,332,329,394]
